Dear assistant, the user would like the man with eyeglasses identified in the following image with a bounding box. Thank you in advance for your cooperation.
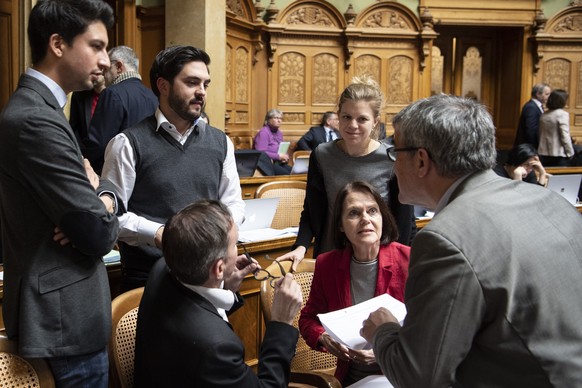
[135,200,302,387]
[362,94,582,387]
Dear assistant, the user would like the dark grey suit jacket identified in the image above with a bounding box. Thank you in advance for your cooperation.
[374,170,582,387]
[296,126,329,151]
[0,74,119,357]
[514,99,542,148]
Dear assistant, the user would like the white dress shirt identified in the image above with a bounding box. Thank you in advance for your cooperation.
[181,281,236,322]
[324,126,338,142]
[102,108,245,247]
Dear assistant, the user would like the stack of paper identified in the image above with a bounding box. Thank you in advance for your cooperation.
[317,293,406,350]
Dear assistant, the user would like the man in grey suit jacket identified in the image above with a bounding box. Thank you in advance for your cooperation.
[0,1,120,387]
[361,95,582,387]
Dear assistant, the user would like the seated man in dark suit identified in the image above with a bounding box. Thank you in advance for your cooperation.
[296,111,340,151]
[134,200,303,387]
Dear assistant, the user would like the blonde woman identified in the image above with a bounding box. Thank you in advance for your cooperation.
[277,77,415,269]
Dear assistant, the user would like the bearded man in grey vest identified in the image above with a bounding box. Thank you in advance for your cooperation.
[102,46,245,292]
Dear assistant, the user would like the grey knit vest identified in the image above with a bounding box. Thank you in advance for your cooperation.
[120,116,227,272]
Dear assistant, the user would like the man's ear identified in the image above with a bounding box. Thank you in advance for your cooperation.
[210,258,225,281]
[417,148,431,178]
[157,77,170,96]
[48,33,65,58]
[115,60,125,73]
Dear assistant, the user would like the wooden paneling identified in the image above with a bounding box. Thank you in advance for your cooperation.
[0,0,18,112]
[136,6,164,89]
[226,1,264,149]
[534,4,582,144]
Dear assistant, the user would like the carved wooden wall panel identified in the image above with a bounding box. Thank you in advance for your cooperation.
[278,52,306,104]
[535,4,582,142]
[265,1,347,147]
[355,55,382,83]
[346,2,431,133]
[226,44,233,102]
[431,46,444,95]
[236,47,250,103]
[545,58,571,91]
[226,0,262,150]
[312,53,339,105]
[461,46,483,100]
[387,56,414,105]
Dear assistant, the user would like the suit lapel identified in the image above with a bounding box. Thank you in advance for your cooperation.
[19,75,82,153]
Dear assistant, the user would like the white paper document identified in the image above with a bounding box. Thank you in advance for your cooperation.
[237,227,298,243]
[317,293,406,350]
[346,374,394,387]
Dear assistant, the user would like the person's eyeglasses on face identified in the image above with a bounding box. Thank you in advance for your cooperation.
[386,146,421,162]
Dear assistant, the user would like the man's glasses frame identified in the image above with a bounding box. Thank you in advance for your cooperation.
[241,245,286,288]
[386,146,421,162]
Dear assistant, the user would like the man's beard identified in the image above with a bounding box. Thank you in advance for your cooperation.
[168,91,205,122]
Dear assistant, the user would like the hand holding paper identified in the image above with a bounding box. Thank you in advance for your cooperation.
[360,307,400,345]
[317,294,406,350]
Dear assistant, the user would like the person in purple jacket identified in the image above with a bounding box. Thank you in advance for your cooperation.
[253,109,292,175]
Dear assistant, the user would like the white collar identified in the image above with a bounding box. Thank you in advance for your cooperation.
[180,281,236,322]
[155,108,198,142]
[25,67,68,109]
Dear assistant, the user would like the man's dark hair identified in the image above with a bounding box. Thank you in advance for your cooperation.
[506,144,539,167]
[150,45,211,97]
[28,0,114,65]
[332,181,398,249]
[162,200,233,285]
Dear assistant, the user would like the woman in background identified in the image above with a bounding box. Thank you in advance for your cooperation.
[276,77,416,270]
[538,89,574,166]
[253,109,292,175]
[299,181,410,385]
[494,143,548,186]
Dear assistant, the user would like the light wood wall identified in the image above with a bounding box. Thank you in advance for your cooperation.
[225,0,436,151]
[2,0,581,149]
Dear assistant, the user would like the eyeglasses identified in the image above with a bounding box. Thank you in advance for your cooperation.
[241,245,286,288]
[386,146,421,162]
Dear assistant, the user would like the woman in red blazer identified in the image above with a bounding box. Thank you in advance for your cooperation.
[299,181,410,385]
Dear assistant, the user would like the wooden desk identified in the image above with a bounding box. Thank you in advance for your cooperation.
[240,174,307,199]
[545,167,582,175]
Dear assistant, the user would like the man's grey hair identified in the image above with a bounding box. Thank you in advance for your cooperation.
[531,83,550,98]
[108,45,139,71]
[392,94,497,178]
